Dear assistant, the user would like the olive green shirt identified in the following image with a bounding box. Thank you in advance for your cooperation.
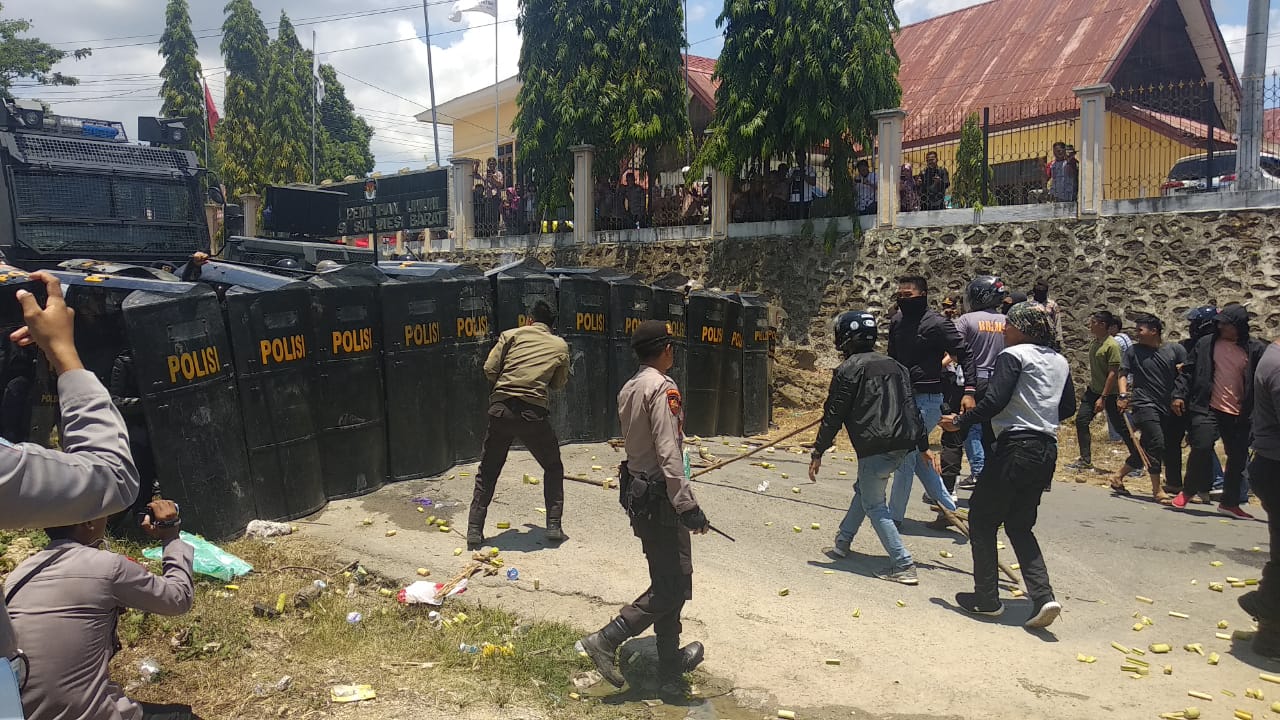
[1088,335,1122,394]
[484,323,570,408]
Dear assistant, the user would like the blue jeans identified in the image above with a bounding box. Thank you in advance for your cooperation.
[964,424,985,476]
[837,450,913,570]
[890,392,957,522]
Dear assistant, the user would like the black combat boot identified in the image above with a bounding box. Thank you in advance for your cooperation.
[656,636,690,697]
[578,617,630,688]
[466,506,486,551]
[545,518,568,543]
[1255,620,1280,660]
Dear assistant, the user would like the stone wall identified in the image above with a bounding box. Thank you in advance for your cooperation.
[429,209,1280,376]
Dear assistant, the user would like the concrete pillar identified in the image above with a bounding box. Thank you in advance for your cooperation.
[240,193,260,237]
[871,109,906,228]
[203,203,222,255]
[709,167,729,239]
[1073,84,1113,215]
[449,157,478,249]
[571,144,595,244]
[1235,0,1269,191]
[395,229,404,256]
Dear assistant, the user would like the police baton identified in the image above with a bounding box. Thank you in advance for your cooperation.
[706,523,736,542]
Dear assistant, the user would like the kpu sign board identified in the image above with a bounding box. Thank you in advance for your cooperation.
[330,169,449,235]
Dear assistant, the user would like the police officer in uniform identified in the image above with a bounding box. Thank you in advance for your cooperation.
[578,320,708,695]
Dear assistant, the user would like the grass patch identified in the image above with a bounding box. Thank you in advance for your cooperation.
[103,536,642,719]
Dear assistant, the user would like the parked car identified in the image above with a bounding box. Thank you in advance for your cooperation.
[1161,151,1280,196]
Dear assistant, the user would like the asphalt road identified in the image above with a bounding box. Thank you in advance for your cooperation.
[305,434,1276,720]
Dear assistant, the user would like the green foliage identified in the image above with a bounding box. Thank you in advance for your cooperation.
[951,112,990,208]
[262,12,310,185]
[158,0,207,164]
[514,0,689,213]
[218,0,269,197]
[317,64,374,181]
[0,3,90,99]
[697,0,900,205]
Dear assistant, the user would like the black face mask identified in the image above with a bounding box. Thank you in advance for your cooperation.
[1032,289,1048,304]
[898,295,927,317]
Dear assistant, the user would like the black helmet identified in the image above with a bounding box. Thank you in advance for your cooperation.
[1185,305,1218,340]
[272,257,301,270]
[965,275,1008,312]
[833,310,877,352]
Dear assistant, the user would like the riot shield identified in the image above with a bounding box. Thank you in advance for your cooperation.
[605,273,651,437]
[308,264,388,499]
[378,264,457,479]
[684,290,728,437]
[650,287,688,395]
[717,295,745,438]
[442,273,493,463]
[547,268,611,443]
[739,293,771,436]
[486,258,557,332]
[223,278,326,521]
[123,284,255,541]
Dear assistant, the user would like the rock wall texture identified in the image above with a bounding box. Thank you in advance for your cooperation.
[430,209,1280,381]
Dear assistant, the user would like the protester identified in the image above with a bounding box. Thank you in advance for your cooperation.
[0,273,141,719]
[1046,142,1078,203]
[941,301,1075,628]
[1114,313,1184,503]
[1240,337,1280,657]
[853,160,877,216]
[1068,311,1140,474]
[887,275,976,527]
[1030,280,1064,348]
[1108,315,1137,445]
[920,151,950,211]
[952,276,1009,500]
[810,311,940,585]
[1170,304,1267,517]
[1163,306,1220,496]
[899,164,921,213]
[6,499,196,720]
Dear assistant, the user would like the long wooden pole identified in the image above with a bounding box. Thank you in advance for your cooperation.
[689,418,822,480]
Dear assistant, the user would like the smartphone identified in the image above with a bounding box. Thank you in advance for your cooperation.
[0,273,46,334]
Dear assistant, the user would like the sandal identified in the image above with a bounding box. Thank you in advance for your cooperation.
[1110,483,1133,497]
[1153,493,1173,505]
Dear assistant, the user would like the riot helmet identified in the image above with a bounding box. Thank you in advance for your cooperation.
[272,257,301,270]
[315,260,342,272]
[965,275,1008,312]
[1185,305,1219,341]
[833,310,877,355]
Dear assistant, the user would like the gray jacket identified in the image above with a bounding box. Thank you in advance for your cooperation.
[0,369,140,659]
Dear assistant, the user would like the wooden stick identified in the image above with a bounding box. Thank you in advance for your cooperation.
[690,418,823,480]
[936,506,1020,585]
[565,474,615,488]
[1123,411,1151,469]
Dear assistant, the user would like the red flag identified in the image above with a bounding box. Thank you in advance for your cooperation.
[203,80,220,138]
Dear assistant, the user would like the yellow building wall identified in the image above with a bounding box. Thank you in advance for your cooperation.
[448,97,519,165]
[1104,112,1201,200]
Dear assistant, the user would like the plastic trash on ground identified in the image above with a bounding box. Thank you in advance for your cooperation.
[398,579,468,606]
[330,685,376,703]
[138,659,161,683]
[143,532,251,581]
[245,520,294,539]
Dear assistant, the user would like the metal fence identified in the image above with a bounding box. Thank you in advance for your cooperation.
[901,97,1080,210]
[1104,79,1236,200]
[724,146,869,223]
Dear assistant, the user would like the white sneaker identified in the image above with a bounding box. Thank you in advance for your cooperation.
[1025,600,1062,629]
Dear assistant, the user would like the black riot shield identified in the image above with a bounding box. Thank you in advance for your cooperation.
[378,264,469,479]
[123,284,255,541]
[605,273,651,437]
[738,293,771,436]
[684,290,728,437]
[717,295,745,438]
[486,258,557,333]
[547,268,611,443]
[308,264,388,499]
[223,278,326,522]
[442,272,493,463]
[650,287,688,394]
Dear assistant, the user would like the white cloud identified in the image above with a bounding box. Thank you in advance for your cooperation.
[689,2,710,24]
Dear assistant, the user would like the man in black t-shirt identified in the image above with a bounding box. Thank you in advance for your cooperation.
[1114,313,1185,503]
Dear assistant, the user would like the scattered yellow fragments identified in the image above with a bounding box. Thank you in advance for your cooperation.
[591,465,603,471]
[811,523,821,530]
[824,659,841,666]
[1184,643,1204,655]
[1133,623,1146,632]
[939,551,953,558]
[496,522,511,529]
[1219,620,1230,629]
[1207,652,1220,666]
[1137,596,1155,604]
[1210,583,1225,592]
[1265,673,1280,684]
[896,600,906,607]
[777,712,797,720]
[1211,561,1224,567]
[1143,616,1155,626]
[1217,633,1233,641]
[793,526,803,533]
[1271,700,1280,712]
[1150,644,1172,654]
[438,525,450,533]
[781,473,789,479]
[838,471,848,476]
[792,487,801,494]
[1111,642,1131,654]
[1164,665,1173,675]
[378,588,394,598]
[778,588,790,596]
[1236,711,1254,720]
[385,529,397,537]
[361,518,373,526]
[852,609,861,618]
[1245,688,1264,700]
[1187,691,1213,701]
[1076,653,1097,663]
[417,506,424,513]
[416,568,430,577]
[453,548,463,556]
[1010,563,1020,571]
[1169,612,1190,619]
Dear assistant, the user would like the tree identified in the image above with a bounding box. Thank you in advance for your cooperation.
[158,0,207,164]
[0,3,90,99]
[950,112,990,208]
[697,0,901,206]
[514,0,689,213]
[262,11,310,185]
[218,0,269,197]
[316,64,374,181]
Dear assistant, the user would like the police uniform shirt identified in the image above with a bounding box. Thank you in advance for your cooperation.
[6,537,194,720]
[618,366,697,514]
[484,322,570,408]
[0,369,140,660]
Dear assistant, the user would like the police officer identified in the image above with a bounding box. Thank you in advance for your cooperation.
[578,320,707,696]
[467,300,570,549]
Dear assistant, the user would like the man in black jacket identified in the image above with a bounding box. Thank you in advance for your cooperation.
[810,310,941,586]
[1171,304,1267,518]
[887,275,977,526]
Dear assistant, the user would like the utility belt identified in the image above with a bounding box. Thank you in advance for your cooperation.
[617,461,677,525]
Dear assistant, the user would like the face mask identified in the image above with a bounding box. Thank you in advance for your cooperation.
[1032,289,1048,303]
[897,296,927,316]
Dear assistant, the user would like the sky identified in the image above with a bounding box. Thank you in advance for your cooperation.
[8,0,1268,175]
